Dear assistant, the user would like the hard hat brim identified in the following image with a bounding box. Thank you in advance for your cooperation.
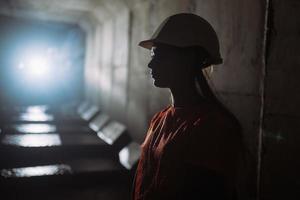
[139,39,185,50]
[138,38,224,66]
[138,39,154,50]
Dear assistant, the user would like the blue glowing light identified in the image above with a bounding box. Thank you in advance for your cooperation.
[18,48,54,80]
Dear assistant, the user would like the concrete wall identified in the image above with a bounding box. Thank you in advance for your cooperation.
[260,0,300,199]
[2,0,299,199]
[190,1,265,198]
[84,4,131,123]
[126,0,182,142]
[83,0,300,199]
[84,1,264,198]
[85,0,265,154]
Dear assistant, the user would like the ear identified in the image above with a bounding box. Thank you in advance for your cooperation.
[201,57,215,69]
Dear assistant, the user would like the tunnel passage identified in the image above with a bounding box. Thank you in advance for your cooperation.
[0,2,138,200]
[0,16,85,106]
[0,0,299,200]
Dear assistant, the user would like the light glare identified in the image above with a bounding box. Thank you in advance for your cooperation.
[1,164,72,178]
[27,55,50,77]
[2,134,61,147]
[15,124,57,133]
[17,47,55,81]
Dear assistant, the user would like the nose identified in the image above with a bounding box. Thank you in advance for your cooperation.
[148,59,154,69]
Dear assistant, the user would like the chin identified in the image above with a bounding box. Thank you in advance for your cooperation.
[153,80,169,88]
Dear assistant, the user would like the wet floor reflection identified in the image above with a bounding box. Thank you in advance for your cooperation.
[19,112,54,122]
[14,124,57,133]
[18,105,53,122]
[1,164,72,178]
[25,105,49,113]
[2,133,61,147]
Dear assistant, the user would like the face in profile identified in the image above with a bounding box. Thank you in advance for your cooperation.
[148,43,196,88]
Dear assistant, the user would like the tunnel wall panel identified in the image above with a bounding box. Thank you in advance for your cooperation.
[85,1,265,198]
[191,0,265,156]
[261,0,300,199]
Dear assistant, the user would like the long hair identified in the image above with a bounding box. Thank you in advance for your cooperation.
[197,68,242,132]
[190,46,242,132]
[192,47,256,199]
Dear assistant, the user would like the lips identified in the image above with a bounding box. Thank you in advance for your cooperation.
[151,73,157,78]
[149,69,160,79]
[150,70,156,77]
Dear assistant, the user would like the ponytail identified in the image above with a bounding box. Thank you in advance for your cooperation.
[192,47,242,133]
[193,48,257,199]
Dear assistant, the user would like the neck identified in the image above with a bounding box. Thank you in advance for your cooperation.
[170,81,206,108]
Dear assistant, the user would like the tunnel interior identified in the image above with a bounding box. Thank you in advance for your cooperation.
[0,0,299,200]
[0,16,85,106]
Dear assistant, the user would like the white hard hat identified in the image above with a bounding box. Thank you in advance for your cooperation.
[139,13,223,65]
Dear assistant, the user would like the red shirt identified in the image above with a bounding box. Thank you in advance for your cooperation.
[133,102,243,200]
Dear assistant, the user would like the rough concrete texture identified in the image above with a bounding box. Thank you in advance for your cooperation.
[85,2,264,198]
[261,0,300,199]
[192,0,265,154]
[109,0,265,156]
[1,0,300,199]
[127,0,183,142]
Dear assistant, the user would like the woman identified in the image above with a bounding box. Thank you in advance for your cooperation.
[133,13,245,200]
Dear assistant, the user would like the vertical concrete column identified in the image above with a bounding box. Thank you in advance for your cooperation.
[110,8,130,121]
[179,0,265,198]
[260,0,300,199]
[98,19,114,110]
[83,27,95,102]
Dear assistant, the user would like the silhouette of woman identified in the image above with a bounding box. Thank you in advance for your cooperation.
[133,13,245,200]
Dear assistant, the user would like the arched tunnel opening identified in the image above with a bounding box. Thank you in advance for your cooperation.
[0,1,300,200]
[0,1,138,199]
[0,16,85,106]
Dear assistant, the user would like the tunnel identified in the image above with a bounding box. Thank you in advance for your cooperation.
[0,0,299,200]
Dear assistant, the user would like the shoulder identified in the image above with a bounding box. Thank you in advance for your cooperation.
[141,106,171,147]
[149,106,171,124]
[184,105,243,171]
[188,103,243,151]
[194,103,241,135]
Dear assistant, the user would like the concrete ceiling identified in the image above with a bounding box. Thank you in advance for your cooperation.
[0,0,130,31]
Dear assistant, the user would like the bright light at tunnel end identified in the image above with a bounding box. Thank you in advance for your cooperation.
[15,44,72,91]
[18,52,51,78]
